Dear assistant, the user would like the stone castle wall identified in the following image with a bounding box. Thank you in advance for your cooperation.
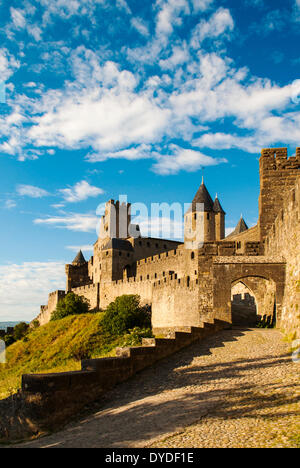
[265,177,300,337]
[259,147,300,245]
[72,283,100,310]
[152,276,200,331]
[36,290,66,326]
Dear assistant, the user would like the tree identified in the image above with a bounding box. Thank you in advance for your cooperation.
[13,322,29,341]
[102,295,151,336]
[51,292,90,321]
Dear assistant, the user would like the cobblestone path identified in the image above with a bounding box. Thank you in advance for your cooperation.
[15,328,300,448]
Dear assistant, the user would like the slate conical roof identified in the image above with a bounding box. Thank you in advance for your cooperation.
[213,195,226,214]
[227,216,249,238]
[187,179,214,213]
[72,250,86,265]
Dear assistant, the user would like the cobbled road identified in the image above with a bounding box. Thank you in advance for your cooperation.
[13,328,300,448]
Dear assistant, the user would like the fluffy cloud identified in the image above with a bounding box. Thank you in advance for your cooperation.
[152,145,227,175]
[131,17,150,37]
[10,8,26,29]
[66,245,94,253]
[0,48,20,82]
[190,8,234,47]
[59,180,104,203]
[0,262,66,321]
[34,212,99,232]
[9,7,42,41]
[27,69,171,153]
[4,199,17,209]
[2,3,300,170]
[87,144,152,162]
[17,184,50,198]
[155,0,191,37]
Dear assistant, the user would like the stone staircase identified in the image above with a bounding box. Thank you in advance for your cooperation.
[0,319,229,442]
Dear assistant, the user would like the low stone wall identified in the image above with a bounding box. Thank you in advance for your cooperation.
[0,319,227,443]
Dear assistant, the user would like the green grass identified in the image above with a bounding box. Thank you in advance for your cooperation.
[0,313,127,400]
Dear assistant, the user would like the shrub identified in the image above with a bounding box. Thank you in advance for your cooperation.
[51,292,90,321]
[121,327,154,347]
[102,295,151,336]
[3,334,15,347]
[13,322,29,341]
[31,320,40,329]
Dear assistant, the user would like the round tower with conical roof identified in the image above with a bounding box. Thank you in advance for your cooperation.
[184,179,216,247]
[213,194,226,241]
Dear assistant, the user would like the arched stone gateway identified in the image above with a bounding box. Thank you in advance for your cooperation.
[231,278,276,326]
[211,256,286,326]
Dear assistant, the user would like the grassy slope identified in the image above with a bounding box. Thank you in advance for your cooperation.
[0,313,125,400]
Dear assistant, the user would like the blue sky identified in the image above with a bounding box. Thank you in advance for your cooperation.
[0,0,300,321]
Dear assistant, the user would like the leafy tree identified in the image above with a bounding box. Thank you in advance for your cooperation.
[51,292,90,321]
[102,295,151,336]
[3,334,15,347]
[13,322,29,341]
[31,320,40,329]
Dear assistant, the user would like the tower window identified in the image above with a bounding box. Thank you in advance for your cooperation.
[207,213,210,220]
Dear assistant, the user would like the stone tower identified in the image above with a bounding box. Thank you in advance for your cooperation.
[65,250,91,292]
[259,147,300,245]
[213,194,226,241]
[99,199,131,245]
[184,179,216,247]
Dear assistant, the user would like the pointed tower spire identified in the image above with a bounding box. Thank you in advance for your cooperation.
[190,180,214,212]
[227,216,249,238]
[213,194,226,214]
[72,250,86,265]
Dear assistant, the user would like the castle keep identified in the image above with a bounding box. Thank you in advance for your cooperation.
[36,148,300,337]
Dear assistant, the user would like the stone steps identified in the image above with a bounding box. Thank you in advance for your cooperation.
[0,318,230,442]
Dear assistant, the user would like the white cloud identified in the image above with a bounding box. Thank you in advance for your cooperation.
[152,145,227,175]
[28,71,171,153]
[131,17,150,37]
[59,180,104,203]
[34,212,99,232]
[194,133,259,153]
[191,0,214,12]
[191,8,234,47]
[17,184,50,198]
[87,144,152,162]
[4,199,17,209]
[10,8,26,29]
[159,43,190,70]
[155,0,190,37]
[0,262,66,321]
[116,0,131,14]
[9,7,43,41]
[0,48,20,82]
[66,245,94,253]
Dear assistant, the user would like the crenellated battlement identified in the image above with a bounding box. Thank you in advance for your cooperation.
[153,275,199,290]
[260,147,300,167]
[259,147,300,244]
